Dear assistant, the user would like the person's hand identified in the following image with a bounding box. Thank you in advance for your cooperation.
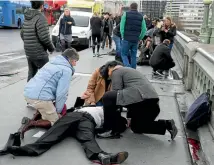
[90,102,96,105]
[67,22,72,25]
[164,29,168,33]
[58,113,62,118]
[81,93,88,99]
[161,26,165,31]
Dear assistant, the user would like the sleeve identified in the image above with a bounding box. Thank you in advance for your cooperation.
[59,19,62,36]
[139,19,147,40]
[84,70,99,103]
[71,17,75,26]
[120,12,126,39]
[20,28,24,40]
[167,26,176,37]
[111,72,123,91]
[36,16,55,52]
[164,47,173,62]
[55,71,73,113]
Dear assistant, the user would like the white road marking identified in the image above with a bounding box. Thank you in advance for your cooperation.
[0,52,16,57]
[74,72,92,77]
[0,55,25,64]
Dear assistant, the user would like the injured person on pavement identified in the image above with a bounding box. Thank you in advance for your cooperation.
[0,106,128,165]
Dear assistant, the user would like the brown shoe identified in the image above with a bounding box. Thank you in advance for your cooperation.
[21,120,51,139]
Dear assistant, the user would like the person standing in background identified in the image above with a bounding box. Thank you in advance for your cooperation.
[90,12,103,57]
[21,0,54,82]
[120,2,147,69]
[101,13,113,49]
[59,8,75,52]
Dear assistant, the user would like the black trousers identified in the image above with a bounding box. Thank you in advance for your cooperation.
[61,39,71,52]
[102,32,112,48]
[27,57,49,82]
[14,112,102,159]
[103,91,167,135]
[152,59,175,72]
[92,34,101,53]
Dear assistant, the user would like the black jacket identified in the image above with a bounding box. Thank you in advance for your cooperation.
[149,43,173,67]
[158,25,176,43]
[113,24,121,38]
[20,9,54,59]
[59,16,75,35]
[90,16,102,35]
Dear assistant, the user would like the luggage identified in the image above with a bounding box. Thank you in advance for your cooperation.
[185,92,212,131]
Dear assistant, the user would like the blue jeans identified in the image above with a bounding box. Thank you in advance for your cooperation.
[121,40,138,69]
[112,34,121,56]
[169,43,173,50]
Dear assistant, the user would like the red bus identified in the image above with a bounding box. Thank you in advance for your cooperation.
[44,0,67,25]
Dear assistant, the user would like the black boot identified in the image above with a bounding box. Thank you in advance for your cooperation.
[98,151,129,165]
[166,119,178,140]
[0,132,21,155]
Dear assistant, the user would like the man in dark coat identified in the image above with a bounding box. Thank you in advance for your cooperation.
[97,62,178,140]
[21,0,55,82]
[149,39,175,75]
[90,12,103,57]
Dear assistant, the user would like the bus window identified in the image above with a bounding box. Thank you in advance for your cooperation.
[0,6,2,14]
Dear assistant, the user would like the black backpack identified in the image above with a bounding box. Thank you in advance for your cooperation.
[185,92,212,131]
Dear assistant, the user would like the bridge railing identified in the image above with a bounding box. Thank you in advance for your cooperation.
[173,31,214,133]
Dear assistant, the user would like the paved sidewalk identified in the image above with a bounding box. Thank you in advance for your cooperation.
[0,48,192,165]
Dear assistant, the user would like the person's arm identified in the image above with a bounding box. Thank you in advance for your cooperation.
[58,19,62,36]
[120,12,126,39]
[167,26,176,37]
[111,71,123,91]
[84,69,99,104]
[70,17,75,26]
[36,16,54,52]
[139,19,147,40]
[55,71,73,113]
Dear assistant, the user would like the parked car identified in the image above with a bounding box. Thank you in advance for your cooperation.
[51,11,92,48]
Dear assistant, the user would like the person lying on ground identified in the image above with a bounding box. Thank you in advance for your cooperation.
[97,64,178,140]
[149,39,175,76]
[1,106,128,165]
[81,61,123,106]
[21,48,79,139]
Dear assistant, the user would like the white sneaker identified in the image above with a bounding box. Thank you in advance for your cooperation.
[93,53,96,57]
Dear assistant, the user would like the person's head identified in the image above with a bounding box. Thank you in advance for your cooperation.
[130,2,138,10]
[94,12,98,17]
[104,13,109,19]
[62,48,79,66]
[164,16,172,26]
[163,39,171,46]
[30,1,44,10]
[64,8,70,16]
[99,60,123,79]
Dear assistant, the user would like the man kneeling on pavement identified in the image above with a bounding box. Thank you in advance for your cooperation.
[149,39,175,76]
[21,48,79,139]
[0,106,129,165]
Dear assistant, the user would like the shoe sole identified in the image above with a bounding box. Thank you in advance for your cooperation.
[170,119,178,140]
[113,152,129,164]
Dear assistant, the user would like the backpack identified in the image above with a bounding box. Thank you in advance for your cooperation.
[185,92,212,131]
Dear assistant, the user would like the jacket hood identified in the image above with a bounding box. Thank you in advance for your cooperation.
[24,9,41,20]
[50,55,75,73]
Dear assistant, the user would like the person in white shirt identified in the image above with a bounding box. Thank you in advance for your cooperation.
[2,107,128,165]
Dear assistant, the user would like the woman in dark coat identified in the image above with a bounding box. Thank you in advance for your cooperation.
[59,8,75,52]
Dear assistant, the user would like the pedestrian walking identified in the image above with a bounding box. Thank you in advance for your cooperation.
[101,13,113,49]
[59,8,75,52]
[90,12,102,57]
[21,0,54,82]
[120,3,147,69]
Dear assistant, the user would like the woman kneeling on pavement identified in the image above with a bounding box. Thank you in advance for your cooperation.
[20,48,79,139]
[97,64,178,140]
[81,61,123,106]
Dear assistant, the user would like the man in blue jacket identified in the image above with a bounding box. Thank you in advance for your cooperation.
[21,48,79,138]
[120,2,147,69]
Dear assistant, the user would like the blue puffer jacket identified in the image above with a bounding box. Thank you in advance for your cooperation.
[24,55,75,113]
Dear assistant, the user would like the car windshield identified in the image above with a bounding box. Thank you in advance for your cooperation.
[57,14,89,27]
